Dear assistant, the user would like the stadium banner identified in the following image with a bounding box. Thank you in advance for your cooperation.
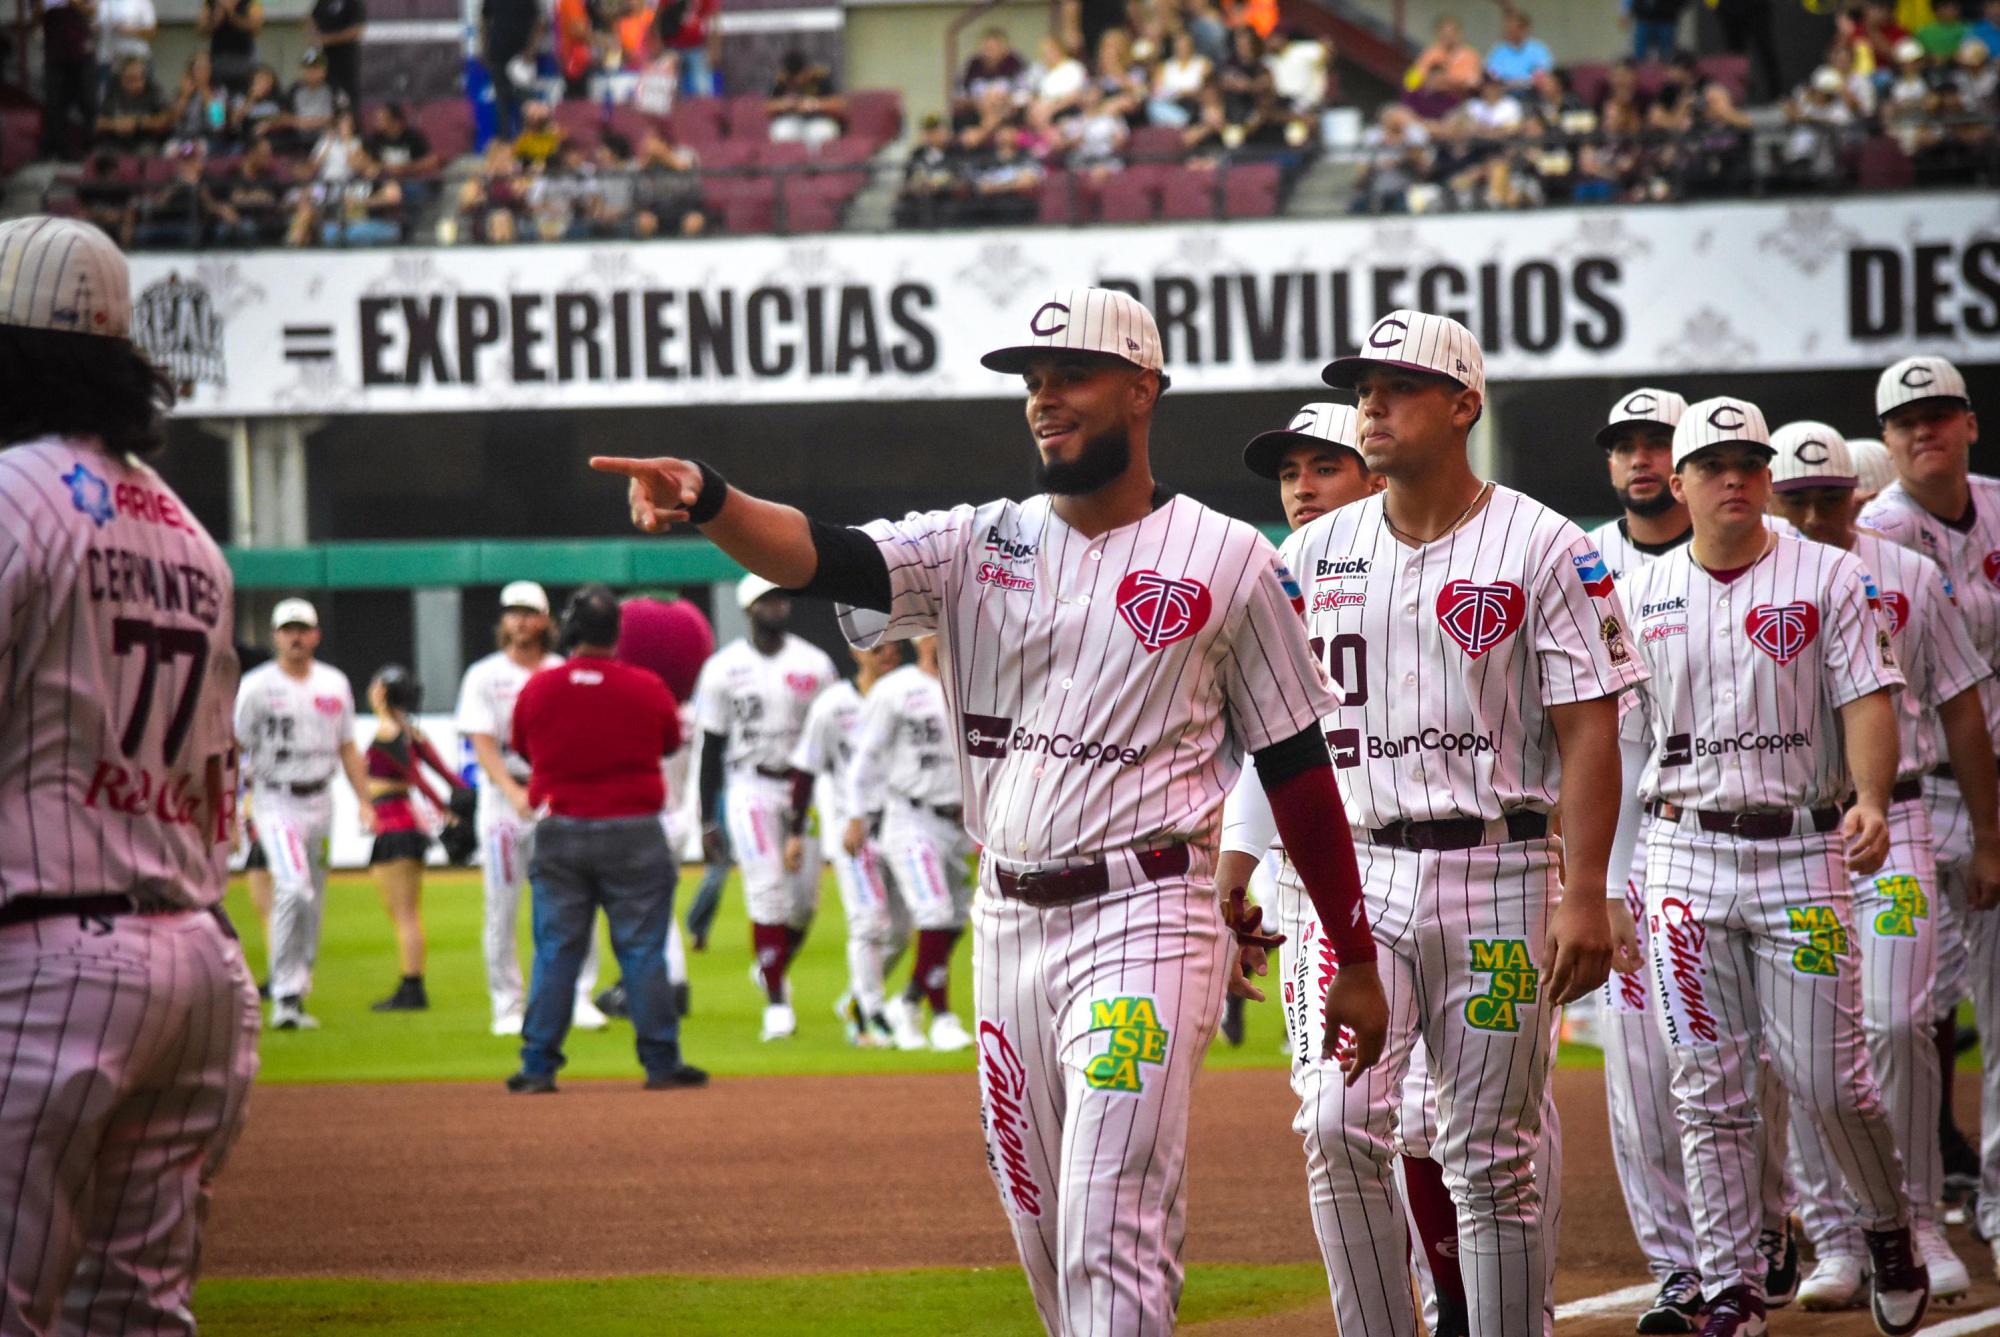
[131,192,2000,416]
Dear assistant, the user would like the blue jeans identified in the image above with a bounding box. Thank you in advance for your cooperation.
[1633,19,1679,62]
[678,46,715,96]
[522,815,682,1078]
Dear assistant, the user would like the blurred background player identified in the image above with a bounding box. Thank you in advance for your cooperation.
[846,634,973,1053]
[362,663,472,1014]
[456,582,605,1038]
[0,214,259,1334]
[787,640,908,1048]
[693,575,838,1041]
[1768,420,1989,1307]
[1853,438,1896,506]
[235,596,375,1031]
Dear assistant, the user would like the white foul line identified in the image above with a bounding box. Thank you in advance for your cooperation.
[1920,1305,2000,1335]
[1552,1282,1660,1320]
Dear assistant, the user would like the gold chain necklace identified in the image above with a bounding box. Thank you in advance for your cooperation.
[1384,480,1493,546]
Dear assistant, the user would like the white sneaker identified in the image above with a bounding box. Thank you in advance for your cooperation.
[882,995,928,1051]
[1917,1222,1971,1300]
[490,1011,525,1038]
[269,998,320,1031]
[1797,1254,1867,1311]
[571,998,609,1031]
[929,1012,973,1052]
[760,1002,797,1041]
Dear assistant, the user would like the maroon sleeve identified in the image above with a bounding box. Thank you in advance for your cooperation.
[786,769,813,836]
[413,730,465,793]
[1264,766,1376,964]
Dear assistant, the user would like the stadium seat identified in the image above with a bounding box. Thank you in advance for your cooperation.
[1159,166,1218,219]
[723,195,776,233]
[1222,161,1280,217]
[844,90,902,146]
[670,98,727,146]
[1696,53,1750,103]
[1037,169,1081,223]
[1633,60,1668,99]
[818,135,875,165]
[1096,172,1157,223]
[758,140,809,169]
[696,140,757,171]
[552,100,603,146]
[780,176,842,232]
[416,98,473,158]
[1,107,42,173]
[607,105,661,147]
[1855,135,1913,191]
[1564,62,1609,109]
[727,94,770,140]
[1127,125,1183,163]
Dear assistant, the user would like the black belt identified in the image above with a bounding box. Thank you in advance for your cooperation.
[1649,800,1840,840]
[1929,759,2000,783]
[1891,777,1924,804]
[285,779,328,797]
[1368,811,1548,852]
[995,844,1190,907]
[905,795,963,822]
[0,893,187,929]
[754,765,792,781]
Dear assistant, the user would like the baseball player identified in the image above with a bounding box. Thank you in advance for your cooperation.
[786,641,909,1047]
[692,575,837,1043]
[592,285,1388,1335]
[1767,419,1989,1306]
[1857,355,2000,1276]
[847,634,976,1053]
[235,596,375,1030]
[1273,311,1634,1337]
[1852,439,1895,506]
[456,581,606,1037]
[1620,395,1931,1337]
[0,215,260,1335]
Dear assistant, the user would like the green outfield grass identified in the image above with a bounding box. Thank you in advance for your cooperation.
[227,867,1614,1084]
[195,1264,1334,1335]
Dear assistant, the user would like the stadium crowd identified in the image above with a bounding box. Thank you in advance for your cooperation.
[21,0,2000,245]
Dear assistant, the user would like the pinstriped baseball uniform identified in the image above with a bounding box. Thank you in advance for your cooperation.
[838,490,1334,1335]
[692,635,836,931]
[1625,532,1915,1300]
[0,436,260,1335]
[847,663,971,936]
[1275,484,1642,1337]
[1788,530,1987,1256]
[791,678,906,1019]
[235,656,353,1003]
[1860,472,2000,1241]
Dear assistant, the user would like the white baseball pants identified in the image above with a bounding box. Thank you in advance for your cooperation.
[723,776,818,930]
[829,836,906,1017]
[973,861,1227,1336]
[1645,820,1910,1300]
[253,785,332,1000]
[482,806,597,1024]
[882,801,971,932]
[1926,775,2000,1240]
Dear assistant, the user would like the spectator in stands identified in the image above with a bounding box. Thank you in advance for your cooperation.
[1825,38,1879,113]
[38,0,98,160]
[898,113,963,225]
[227,63,284,147]
[307,104,366,185]
[653,0,720,96]
[1852,0,1910,75]
[74,150,136,244]
[1920,0,1972,56]
[629,128,706,235]
[513,99,564,164]
[1711,0,1780,100]
[1269,30,1334,115]
[94,54,169,151]
[1783,64,1864,185]
[1597,57,1647,131]
[308,0,365,113]
[1625,0,1690,62]
[95,0,155,92]
[580,130,640,237]
[768,50,844,148]
[1646,52,1699,130]
[455,139,529,240]
[1883,35,1933,148]
[1148,29,1210,126]
[527,137,594,238]
[1523,67,1588,126]
[1353,103,1430,212]
[481,0,543,141]
[217,136,289,243]
[1093,28,1149,124]
[132,142,227,246]
[966,122,1042,222]
[1462,73,1526,142]
[961,27,1027,108]
[294,144,404,244]
[1028,33,1088,123]
[1404,62,1466,120]
[364,101,438,207]
[1406,15,1483,96]
[1180,79,1232,163]
[1061,82,1127,180]
[956,84,1017,153]
[554,0,605,98]
[1975,0,2000,51]
[1184,0,1229,62]
[199,0,263,92]
[1219,28,1271,123]
[167,51,231,151]
[1485,9,1554,89]
[612,0,658,70]
[1955,35,1997,108]
[282,49,341,156]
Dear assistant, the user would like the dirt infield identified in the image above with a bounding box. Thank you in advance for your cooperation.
[209,1067,1999,1333]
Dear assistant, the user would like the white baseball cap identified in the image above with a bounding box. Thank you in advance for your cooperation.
[1877,355,1971,418]
[0,216,131,339]
[1321,309,1485,399]
[1672,395,1773,468]
[981,287,1169,388]
[1595,387,1688,448]
[1849,438,1895,495]
[1243,402,1362,479]
[1769,421,1856,492]
[499,580,549,614]
[271,597,319,629]
[737,573,784,611]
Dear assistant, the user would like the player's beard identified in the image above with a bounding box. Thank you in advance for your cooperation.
[1616,484,1678,518]
[1034,425,1130,496]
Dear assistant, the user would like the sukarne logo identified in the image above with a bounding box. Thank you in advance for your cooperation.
[1311,589,1365,614]
[977,563,1034,592]
[962,712,1012,759]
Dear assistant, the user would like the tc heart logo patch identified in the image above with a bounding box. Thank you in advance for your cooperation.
[1116,571,1212,653]
[1436,581,1525,659]
[1745,602,1820,665]
[1879,591,1909,636]
[1983,552,2000,588]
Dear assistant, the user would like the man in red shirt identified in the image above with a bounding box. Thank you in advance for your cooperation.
[508,585,705,1093]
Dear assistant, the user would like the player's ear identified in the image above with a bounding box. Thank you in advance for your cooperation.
[1366,472,1388,495]
[1668,471,1687,505]
[1454,387,1483,431]
[1130,368,1161,413]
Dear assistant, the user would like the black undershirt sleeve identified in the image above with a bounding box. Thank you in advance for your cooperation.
[698,731,726,825]
[1251,724,1332,787]
[791,517,894,613]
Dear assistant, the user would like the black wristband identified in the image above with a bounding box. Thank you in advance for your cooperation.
[685,459,730,526]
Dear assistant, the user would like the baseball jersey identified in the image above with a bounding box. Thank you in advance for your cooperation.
[790,678,864,825]
[1585,517,1692,583]
[692,635,838,775]
[1277,486,1644,831]
[837,492,1335,865]
[0,438,238,905]
[454,649,563,789]
[1623,534,1905,811]
[1861,475,2000,747]
[1853,529,1988,780]
[847,664,956,813]
[234,659,354,789]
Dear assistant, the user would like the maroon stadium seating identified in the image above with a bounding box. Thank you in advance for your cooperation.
[1222,162,1280,217]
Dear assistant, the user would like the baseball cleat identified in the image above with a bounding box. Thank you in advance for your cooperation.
[863,1012,896,1048]
[643,1065,709,1090]
[1798,1254,1867,1310]
[1863,1224,1931,1335]
[882,996,928,1050]
[270,996,319,1031]
[834,991,863,1044]
[504,1071,557,1094]
[1695,1284,1766,1337]
[760,1002,797,1042]
[1636,1270,1703,1332]
[370,977,428,1012]
[1220,994,1246,1047]
[929,1012,973,1052]
[1914,1221,1970,1300]
[1758,1216,1800,1308]
[571,998,610,1031]
[490,1011,525,1038]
